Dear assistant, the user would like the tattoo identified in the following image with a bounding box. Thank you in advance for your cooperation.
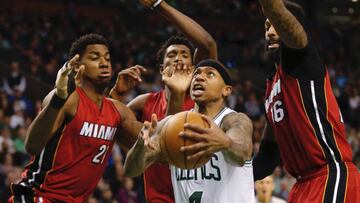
[261,1,308,49]
[222,112,253,136]
[221,112,253,165]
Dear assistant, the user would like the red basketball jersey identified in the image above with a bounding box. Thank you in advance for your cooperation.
[22,87,121,202]
[264,67,353,177]
[142,90,194,203]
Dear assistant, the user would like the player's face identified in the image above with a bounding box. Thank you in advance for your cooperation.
[161,44,192,77]
[190,66,232,103]
[255,176,275,201]
[79,44,112,89]
[265,19,280,53]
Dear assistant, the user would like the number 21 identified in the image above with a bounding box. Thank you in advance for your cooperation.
[92,144,109,164]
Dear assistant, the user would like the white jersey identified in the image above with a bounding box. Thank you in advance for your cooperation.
[170,107,255,203]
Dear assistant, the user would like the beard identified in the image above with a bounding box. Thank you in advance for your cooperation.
[265,44,280,64]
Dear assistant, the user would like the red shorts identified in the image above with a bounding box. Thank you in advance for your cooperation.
[288,162,360,203]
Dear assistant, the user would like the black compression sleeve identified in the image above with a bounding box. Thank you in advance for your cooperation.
[253,139,281,181]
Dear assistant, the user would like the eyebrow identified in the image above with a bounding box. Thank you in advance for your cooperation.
[88,51,110,56]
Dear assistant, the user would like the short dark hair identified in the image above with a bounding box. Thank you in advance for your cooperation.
[196,59,233,85]
[156,36,195,66]
[68,33,109,60]
[284,0,305,26]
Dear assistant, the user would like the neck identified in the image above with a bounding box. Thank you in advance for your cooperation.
[80,80,105,107]
[194,99,226,118]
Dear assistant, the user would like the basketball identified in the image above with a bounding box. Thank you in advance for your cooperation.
[159,111,211,169]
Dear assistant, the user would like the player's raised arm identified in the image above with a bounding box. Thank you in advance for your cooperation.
[140,0,217,62]
[124,114,169,177]
[259,0,307,49]
[25,56,81,155]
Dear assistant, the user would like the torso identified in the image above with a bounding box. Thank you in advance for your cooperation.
[23,87,121,202]
[170,107,255,203]
[264,40,353,177]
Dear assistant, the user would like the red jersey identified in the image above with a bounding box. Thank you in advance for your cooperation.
[142,90,194,203]
[22,87,121,202]
[265,67,352,176]
[264,40,355,202]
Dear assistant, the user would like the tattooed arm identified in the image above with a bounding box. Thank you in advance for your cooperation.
[221,113,253,165]
[259,0,308,49]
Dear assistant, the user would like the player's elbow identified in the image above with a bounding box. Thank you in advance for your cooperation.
[25,140,42,156]
[204,38,217,59]
[285,35,308,49]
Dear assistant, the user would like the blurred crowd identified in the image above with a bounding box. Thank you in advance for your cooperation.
[0,0,359,202]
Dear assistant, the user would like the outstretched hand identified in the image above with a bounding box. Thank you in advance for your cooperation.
[139,114,158,150]
[180,115,231,161]
[162,62,194,94]
[55,54,84,99]
[112,65,146,96]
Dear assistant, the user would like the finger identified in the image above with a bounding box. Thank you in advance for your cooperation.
[179,131,206,142]
[186,150,207,161]
[75,65,85,85]
[128,70,143,82]
[151,114,158,129]
[60,62,73,76]
[122,70,142,82]
[180,142,205,154]
[134,65,147,73]
[184,123,208,134]
[69,54,80,65]
[147,141,156,150]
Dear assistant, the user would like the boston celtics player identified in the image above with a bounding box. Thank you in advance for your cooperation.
[124,59,255,203]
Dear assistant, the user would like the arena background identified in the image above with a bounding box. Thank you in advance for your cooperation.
[0,0,359,202]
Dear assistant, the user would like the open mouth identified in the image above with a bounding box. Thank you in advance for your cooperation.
[267,40,280,50]
[191,84,205,96]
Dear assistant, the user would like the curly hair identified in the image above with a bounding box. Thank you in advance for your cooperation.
[68,33,109,60]
[156,36,195,66]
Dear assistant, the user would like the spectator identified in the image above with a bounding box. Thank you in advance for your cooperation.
[255,175,286,203]
[2,61,26,96]
[118,177,140,203]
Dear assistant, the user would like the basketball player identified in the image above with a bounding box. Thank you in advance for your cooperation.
[254,0,360,202]
[124,59,255,203]
[110,0,218,202]
[8,34,143,203]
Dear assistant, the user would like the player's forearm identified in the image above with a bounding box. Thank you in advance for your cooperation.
[124,139,148,177]
[165,91,186,116]
[156,1,217,60]
[223,131,253,166]
[222,113,253,166]
[253,139,281,181]
[259,0,307,49]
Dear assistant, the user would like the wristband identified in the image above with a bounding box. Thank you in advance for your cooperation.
[49,93,67,109]
[150,0,163,10]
